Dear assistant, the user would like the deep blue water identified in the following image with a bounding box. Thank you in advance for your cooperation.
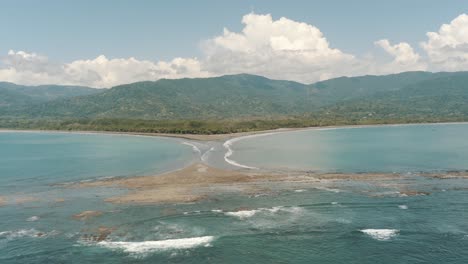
[1,126,468,263]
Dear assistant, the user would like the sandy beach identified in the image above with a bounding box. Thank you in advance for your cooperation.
[3,121,467,142]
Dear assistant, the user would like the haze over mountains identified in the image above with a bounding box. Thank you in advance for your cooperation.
[1,71,467,121]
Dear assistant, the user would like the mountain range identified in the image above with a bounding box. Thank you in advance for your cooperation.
[1,71,468,124]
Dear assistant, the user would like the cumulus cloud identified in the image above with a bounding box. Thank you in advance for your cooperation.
[202,13,359,83]
[1,12,468,87]
[0,51,209,88]
[375,39,426,72]
[64,55,210,88]
[421,13,468,71]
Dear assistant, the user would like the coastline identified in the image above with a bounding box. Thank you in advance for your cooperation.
[5,121,468,206]
[71,162,468,205]
[2,121,468,142]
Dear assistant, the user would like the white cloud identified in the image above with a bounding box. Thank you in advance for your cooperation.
[2,13,468,88]
[202,13,358,83]
[375,39,426,72]
[421,13,468,71]
[64,55,210,88]
[0,51,209,88]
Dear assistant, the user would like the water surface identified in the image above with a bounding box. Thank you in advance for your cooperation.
[2,126,468,263]
[229,123,468,172]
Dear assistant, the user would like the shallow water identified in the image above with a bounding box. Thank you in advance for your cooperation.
[1,126,468,263]
[229,123,468,172]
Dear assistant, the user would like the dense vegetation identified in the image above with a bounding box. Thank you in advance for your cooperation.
[2,115,466,135]
[1,72,468,134]
[0,82,100,109]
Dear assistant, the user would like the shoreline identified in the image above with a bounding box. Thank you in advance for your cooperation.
[72,163,468,205]
[1,121,468,142]
[5,121,468,206]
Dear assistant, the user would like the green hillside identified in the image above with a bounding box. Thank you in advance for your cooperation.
[1,71,468,133]
[324,73,468,121]
[0,82,100,110]
[11,74,312,119]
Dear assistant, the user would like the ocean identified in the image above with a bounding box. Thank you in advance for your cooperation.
[1,125,468,263]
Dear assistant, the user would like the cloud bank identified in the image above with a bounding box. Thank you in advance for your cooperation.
[1,13,468,88]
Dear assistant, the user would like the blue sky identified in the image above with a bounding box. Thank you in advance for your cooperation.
[1,1,467,87]
[2,0,465,61]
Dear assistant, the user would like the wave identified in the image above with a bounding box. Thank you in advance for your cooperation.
[398,205,408,210]
[223,132,278,169]
[224,206,303,220]
[26,216,40,222]
[97,236,215,253]
[360,229,399,241]
[0,229,47,240]
[182,142,202,155]
[201,147,214,162]
[224,210,257,219]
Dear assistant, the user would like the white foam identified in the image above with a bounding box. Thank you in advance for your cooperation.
[294,189,306,193]
[398,205,408,210]
[331,202,339,205]
[222,132,279,169]
[0,229,44,240]
[201,147,214,162]
[224,206,302,220]
[27,216,40,222]
[182,142,202,155]
[211,209,223,213]
[98,236,215,253]
[315,186,341,193]
[360,229,399,241]
[225,210,257,219]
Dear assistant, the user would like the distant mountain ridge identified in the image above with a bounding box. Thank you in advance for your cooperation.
[1,71,468,121]
[0,82,100,109]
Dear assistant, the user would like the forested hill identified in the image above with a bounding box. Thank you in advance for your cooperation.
[0,82,100,109]
[1,71,468,132]
[323,72,468,120]
[3,74,313,119]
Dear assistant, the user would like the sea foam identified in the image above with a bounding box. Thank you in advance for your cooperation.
[360,229,399,241]
[222,132,278,169]
[182,142,202,155]
[0,229,45,240]
[97,236,215,253]
[26,216,40,222]
[224,206,302,220]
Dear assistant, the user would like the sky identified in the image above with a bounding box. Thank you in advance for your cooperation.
[1,0,467,88]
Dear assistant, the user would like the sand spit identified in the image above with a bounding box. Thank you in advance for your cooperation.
[6,122,459,142]
[73,163,420,205]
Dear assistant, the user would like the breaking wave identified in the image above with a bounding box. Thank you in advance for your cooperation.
[360,229,399,241]
[97,236,215,253]
[0,229,48,240]
[224,206,303,220]
[182,142,202,155]
[223,132,278,169]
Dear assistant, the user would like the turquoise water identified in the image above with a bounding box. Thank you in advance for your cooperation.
[0,132,194,194]
[230,123,468,172]
[1,126,468,263]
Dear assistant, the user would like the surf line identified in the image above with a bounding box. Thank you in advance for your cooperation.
[182,142,202,155]
[223,132,278,169]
